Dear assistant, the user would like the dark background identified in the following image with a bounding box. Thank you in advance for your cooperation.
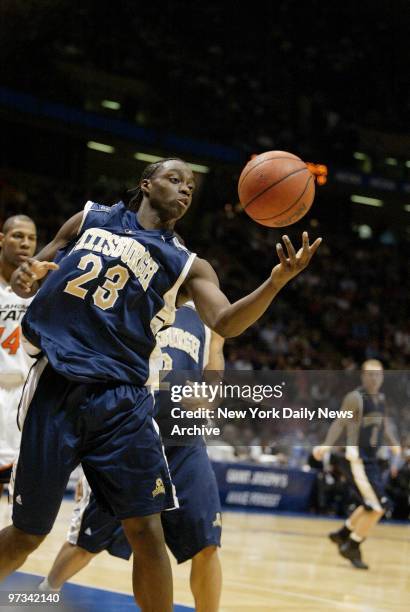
[1,0,409,371]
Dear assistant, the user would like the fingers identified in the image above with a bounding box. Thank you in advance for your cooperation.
[300,231,322,255]
[276,242,288,266]
[282,235,296,264]
[16,263,36,293]
[32,260,59,280]
[13,259,59,294]
[20,260,36,280]
[276,232,322,269]
[309,237,322,255]
[43,262,59,271]
[312,446,323,461]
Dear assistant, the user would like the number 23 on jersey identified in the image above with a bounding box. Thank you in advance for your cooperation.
[64,254,129,311]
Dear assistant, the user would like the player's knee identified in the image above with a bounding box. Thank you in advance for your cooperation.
[10,525,46,555]
[364,503,385,517]
[75,545,96,561]
[121,514,164,550]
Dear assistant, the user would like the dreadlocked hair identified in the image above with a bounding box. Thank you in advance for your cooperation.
[128,157,186,212]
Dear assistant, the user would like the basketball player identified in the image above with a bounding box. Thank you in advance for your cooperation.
[0,215,37,498]
[313,359,401,569]
[39,303,224,612]
[0,158,321,610]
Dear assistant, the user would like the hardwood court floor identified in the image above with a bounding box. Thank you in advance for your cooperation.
[1,499,409,611]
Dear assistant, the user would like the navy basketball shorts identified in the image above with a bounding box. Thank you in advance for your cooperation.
[162,442,222,563]
[344,457,388,512]
[68,477,131,560]
[69,442,222,563]
[12,357,176,535]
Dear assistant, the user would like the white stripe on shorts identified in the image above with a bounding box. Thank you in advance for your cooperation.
[152,415,179,511]
[349,458,383,512]
[17,356,48,431]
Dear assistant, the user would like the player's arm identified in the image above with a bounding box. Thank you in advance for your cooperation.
[205,332,225,372]
[10,211,83,297]
[203,332,225,410]
[181,332,225,411]
[184,232,321,337]
[384,416,402,477]
[384,417,401,456]
[313,392,361,461]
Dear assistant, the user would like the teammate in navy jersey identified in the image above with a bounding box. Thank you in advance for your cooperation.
[314,360,401,569]
[39,304,224,612]
[0,158,321,610]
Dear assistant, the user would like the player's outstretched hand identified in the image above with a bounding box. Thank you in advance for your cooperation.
[312,445,330,461]
[12,258,59,295]
[271,232,322,287]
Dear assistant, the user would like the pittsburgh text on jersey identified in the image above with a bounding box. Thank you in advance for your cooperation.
[72,227,159,292]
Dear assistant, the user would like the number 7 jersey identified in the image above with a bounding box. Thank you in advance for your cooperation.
[22,201,196,385]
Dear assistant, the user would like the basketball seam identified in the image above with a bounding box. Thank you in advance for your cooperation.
[243,167,309,210]
[239,156,305,189]
[251,174,314,221]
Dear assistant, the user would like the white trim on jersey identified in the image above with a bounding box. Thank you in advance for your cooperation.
[203,325,211,369]
[76,201,94,235]
[149,252,197,336]
[147,252,197,386]
[17,356,48,431]
[152,416,179,511]
[67,476,92,545]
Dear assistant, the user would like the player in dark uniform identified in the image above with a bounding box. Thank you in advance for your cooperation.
[314,360,401,569]
[39,303,224,611]
[0,158,321,610]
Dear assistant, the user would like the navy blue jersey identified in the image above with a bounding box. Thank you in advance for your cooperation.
[155,304,210,436]
[357,387,385,460]
[156,304,210,372]
[22,202,196,385]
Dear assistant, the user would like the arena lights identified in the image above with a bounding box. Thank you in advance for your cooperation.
[350,195,383,207]
[87,141,115,154]
[134,152,163,163]
[355,224,373,239]
[404,205,410,213]
[134,152,209,174]
[405,161,410,168]
[353,152,369,160]
[188,162,210,174]
[101,100,121,110]
[385,157,398,166]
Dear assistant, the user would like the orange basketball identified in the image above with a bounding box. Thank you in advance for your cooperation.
[238,151,315,227]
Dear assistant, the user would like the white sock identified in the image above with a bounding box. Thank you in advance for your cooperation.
[38,578,61,592]
[345,519,353,531]
[350,532,363,543]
